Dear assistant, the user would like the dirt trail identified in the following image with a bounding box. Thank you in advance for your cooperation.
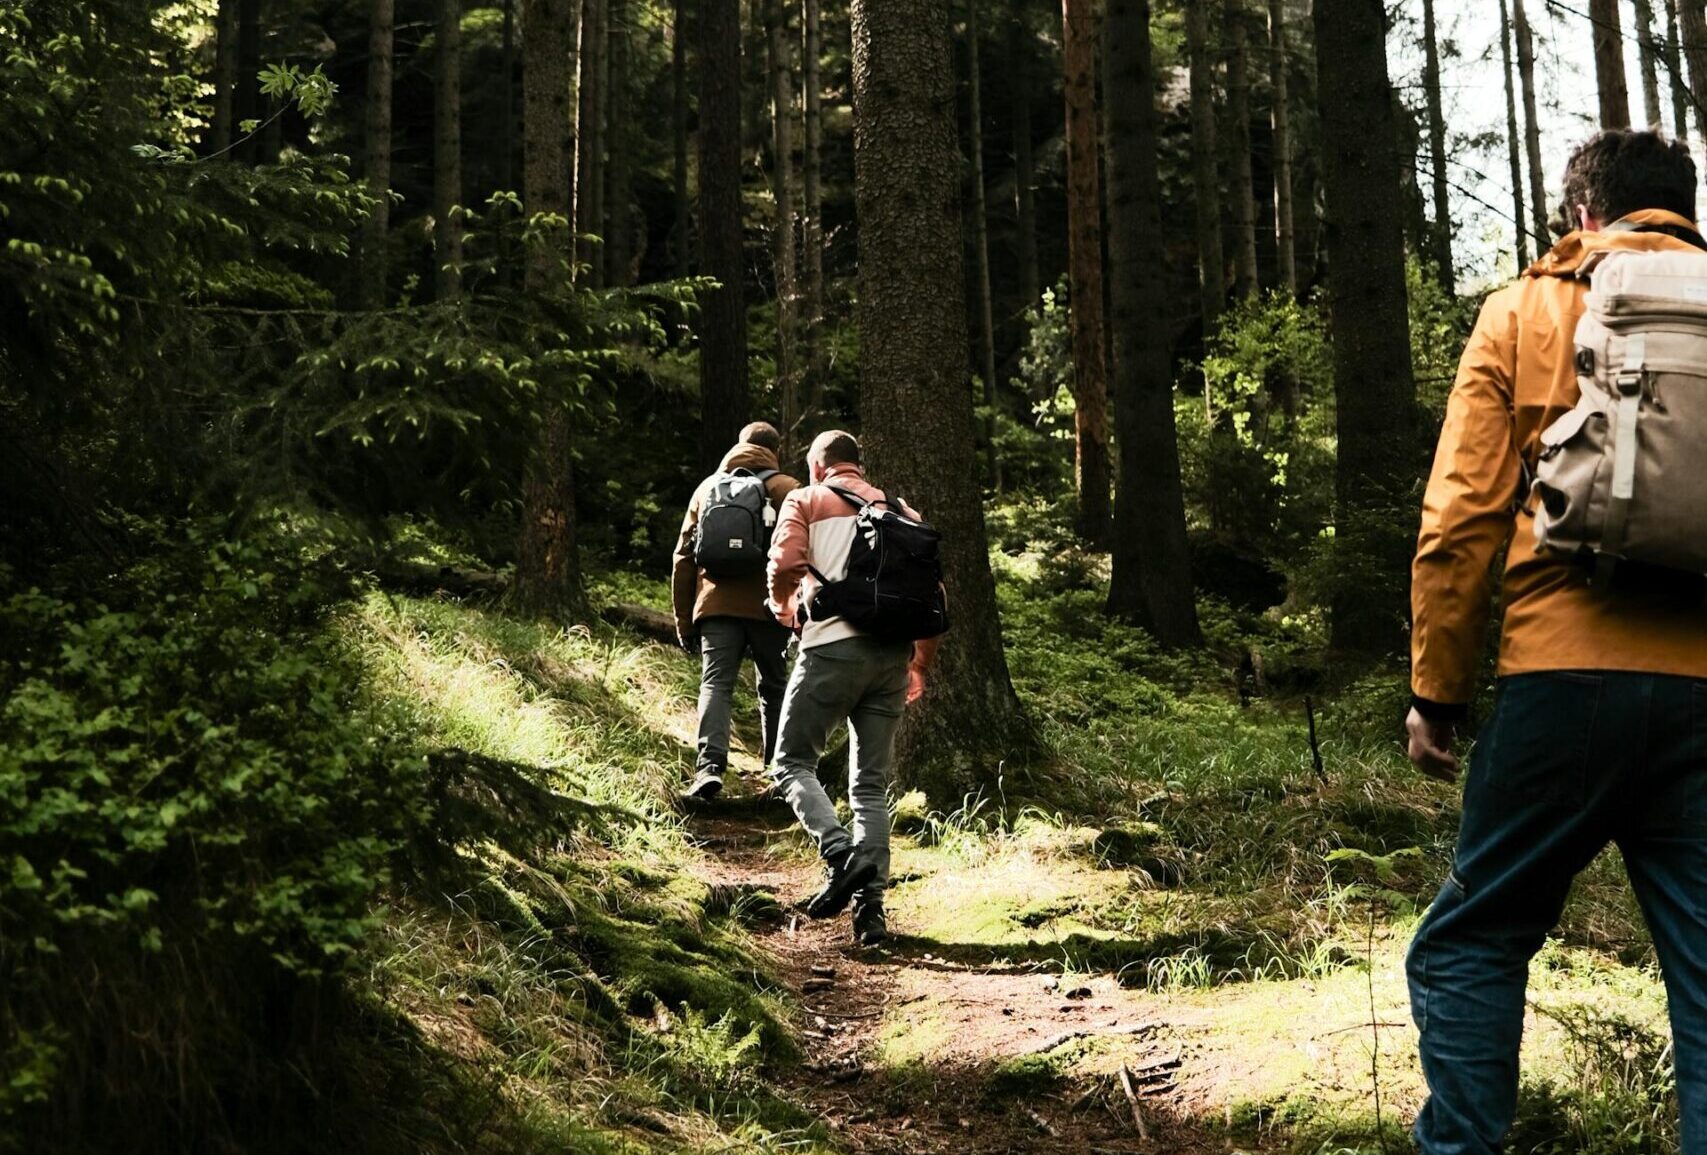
[687,805,1258,1155]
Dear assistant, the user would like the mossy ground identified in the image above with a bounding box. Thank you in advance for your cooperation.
[334,574,1683,1154]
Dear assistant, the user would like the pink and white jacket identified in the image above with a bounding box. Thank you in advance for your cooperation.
[766,463,926,652]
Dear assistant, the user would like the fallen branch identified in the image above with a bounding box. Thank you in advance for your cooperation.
[1118,1064,1151,1144]
[1022,1107,1059,1138]
[601,601,679,645]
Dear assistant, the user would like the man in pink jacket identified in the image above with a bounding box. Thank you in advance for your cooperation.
[766,430,939,946]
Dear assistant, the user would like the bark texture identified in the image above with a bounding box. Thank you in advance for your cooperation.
[1010,0,1041,318]
[1636,0,1664,129]
[515,0,588,620]
[1060,0,1112,542]
[1514,0,1551,257]
[435,0,464,302]
[1312,0,1418,654]
[1500,0,1531,271]
[361,0,395,310]
[673,0,691,277]
[698,0,750,474]
[606,0,634,286]
[212,0,239,155]
[1226,0,1259,300]
[1668,0,1691,142]
[850,0,1031,798]
[577,0,607,282]
[802,0,826,391]
[1591,0,1633,128]
[1104,0,1201,646]
[1679,0,1707,158]
[1268,0,1295,294]
[767,0,799,457]
[1186,0,1226,338]
[1421,0,1455,295]
[234,0,261,162]
[967,0,1001,486]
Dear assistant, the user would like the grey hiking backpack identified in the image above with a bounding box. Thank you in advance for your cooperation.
[694,468,780,577]
[1532,243,1707,585]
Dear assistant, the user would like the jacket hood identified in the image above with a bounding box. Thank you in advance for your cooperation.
[1525,209,1702,279]
[719,442,782,474]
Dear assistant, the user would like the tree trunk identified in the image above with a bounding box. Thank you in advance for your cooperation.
[502,0,517,194]
[1500,0,1531,271]
[1186,0,1226,338]
[1591,0,1633,128]
[1268,0,1295,295]
[698,0,750,474]
[673,0,691,278]
[361,0,395,311]
[1226,0,1259,300]
[850,0,1032,799]
[606,0,634,286]
[802,0,826,395]
[1514,0,1551,256]
[234,0,261,162]
[1678,0,1707,159]
[1104,0,1200,646]
[968,0,1001,488]
[1010,0,1041,318]
[1636,0,1665,129]
[435,0,464,302]
[767,0,800,458]
[516,0,588,620]
[1667,0,1691,143]
[1313,0,1418,655]
[212,0,239,155]
[1421,0,1455,296]
[577,0,607,283]
[1060,0,1112,543]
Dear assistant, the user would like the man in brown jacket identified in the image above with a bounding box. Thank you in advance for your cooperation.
[1406,130,1707,1155]
[673,422,800,800]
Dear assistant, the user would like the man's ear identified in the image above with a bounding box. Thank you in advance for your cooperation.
[1577,204,1602,233]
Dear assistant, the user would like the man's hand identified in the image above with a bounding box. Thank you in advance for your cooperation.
[905,666,927,706]
[677,629,700,656]
[1406,707,1460,782]
[767,596,797,630]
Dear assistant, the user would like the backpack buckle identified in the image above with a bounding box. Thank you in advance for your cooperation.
[1615,371,1643,397]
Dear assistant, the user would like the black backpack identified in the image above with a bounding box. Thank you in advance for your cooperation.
[806,485,949,641]
[694,468,780,576]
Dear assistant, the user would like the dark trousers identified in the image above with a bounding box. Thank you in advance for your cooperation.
[694,615,792,774]
[1409,672,1707,1154]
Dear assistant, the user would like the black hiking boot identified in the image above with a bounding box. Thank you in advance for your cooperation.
[681,767,724,802]
[851,898,887,947]
[805,848,878,920]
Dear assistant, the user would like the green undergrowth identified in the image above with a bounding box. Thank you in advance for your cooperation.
[349,591,833,1153]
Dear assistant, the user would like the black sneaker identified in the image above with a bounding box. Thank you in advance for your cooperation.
[805,848,878,919]
[681,768,724,802]
[852,899,887,947]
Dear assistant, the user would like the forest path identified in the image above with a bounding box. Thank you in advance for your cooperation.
[685,796,1265,1155]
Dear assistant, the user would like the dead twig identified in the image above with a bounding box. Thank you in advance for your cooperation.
[1118,1063,1151,1144]
[1022,1106,1059,1138]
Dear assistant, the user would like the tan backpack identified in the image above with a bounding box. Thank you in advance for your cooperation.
[1531,243,1707,585]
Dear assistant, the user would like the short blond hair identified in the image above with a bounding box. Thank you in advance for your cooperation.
[809,430,861,467]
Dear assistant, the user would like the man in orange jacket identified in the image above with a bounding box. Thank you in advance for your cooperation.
[1406,130,1707,1153]
[672,422,800,800]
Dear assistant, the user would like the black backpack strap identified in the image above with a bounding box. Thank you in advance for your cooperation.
[824,483,895,511]
[753,468,780,482]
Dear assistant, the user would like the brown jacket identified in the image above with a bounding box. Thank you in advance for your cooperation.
[1412,209,1707,709]
[672,443,800,640]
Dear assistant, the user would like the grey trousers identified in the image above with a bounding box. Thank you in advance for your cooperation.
[770,634,912,903]
[695,615,793,775]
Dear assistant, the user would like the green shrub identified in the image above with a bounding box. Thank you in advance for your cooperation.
[0,532,425,1137]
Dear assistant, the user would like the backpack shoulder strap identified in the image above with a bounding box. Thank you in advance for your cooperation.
[824,483,895,511]
[753,468,780,482]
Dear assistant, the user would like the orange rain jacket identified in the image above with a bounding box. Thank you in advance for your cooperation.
[1411,209,1707,713]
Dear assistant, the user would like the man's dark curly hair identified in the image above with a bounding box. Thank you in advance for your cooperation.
[1560,129,1697,228]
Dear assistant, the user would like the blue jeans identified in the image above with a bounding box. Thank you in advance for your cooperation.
[1408,671,1707,1154]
